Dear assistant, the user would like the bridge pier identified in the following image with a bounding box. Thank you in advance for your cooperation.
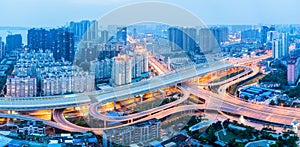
[103,120,107,128]
[158,89,166,99]
[134,96,137,103]
[140,94,143,102]
[50,109,54,121]
[113,101,116,110]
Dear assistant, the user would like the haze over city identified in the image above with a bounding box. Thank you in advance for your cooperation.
[1,0,300,27]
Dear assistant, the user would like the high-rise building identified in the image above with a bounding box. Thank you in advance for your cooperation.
[260,26,269,45]
[182,27,197,54]
[100,30,109,43]
[116,27,127,45]
[241,29,259,42]
[287,57,300,85]
[27,28,75,62]
[272,33,289,59]
[6,75,37,97]
[168,27,199,55]
[69,20,98,43]
[272,39,282,59]
[198,28,218,53]
[168,27,183,51]
[27,28,50,51]
[211,27,229,44]
[102,119,161,147]
[111,54,132,86]
[281,33,289,58]
[129,48,149,79]
[6,34,22,52]
[94,59,112,80]
[267,31,278,43]
[50,28,75,62]
[0,37,5,59]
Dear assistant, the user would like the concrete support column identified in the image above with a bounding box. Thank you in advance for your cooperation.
[50,109,54,121]
[113,101,116,110]
[134,96,137,103]
[140,94,143,102]
[158,89,166,99]
[103,120,107,128]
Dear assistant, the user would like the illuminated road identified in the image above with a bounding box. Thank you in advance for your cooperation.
[0,62,231,111]
[88,87,190,122]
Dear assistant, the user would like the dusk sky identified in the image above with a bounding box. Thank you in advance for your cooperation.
[1,0,300,27]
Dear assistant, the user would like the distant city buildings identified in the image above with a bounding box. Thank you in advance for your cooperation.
[168,27,199,56]
[27,28,75,62]
[198,28,218,53]
[69,20,99,43]
[6,34,22,52]
[6,50,94,97]
[210,27,229,44]
[102,119,161,147]
[116,27,127,45]
[260,26,269,45]
[241,29,259,43]
[100,30,109,43]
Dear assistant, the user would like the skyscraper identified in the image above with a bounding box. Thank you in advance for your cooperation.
[116,27,127,45]
[210,27,229,44]
[281,33,289,58]
[182,27,197,54]
[28,28,75,62]
[287,57,300,85]
[199,28,217,53]
[272,33,289,59]
[111,54,132,86]
[168,27,183,51]
[6,34,22,52]
[27,28,50,51]
[0,37,4,59]
[272,39,282,59]
[260,26,269,45]
[100,30,109,43]
[69,20,99,43]
[241,29,259,42]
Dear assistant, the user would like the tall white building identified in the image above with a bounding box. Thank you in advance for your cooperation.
[41,66,94,95]
[111,54,132,86]
[6,75,37,97]
[272,33,289,59]
[130,48,149,79]
[7,50,94,97]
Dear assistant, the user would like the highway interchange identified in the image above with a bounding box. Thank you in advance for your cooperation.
[1,52,300,135]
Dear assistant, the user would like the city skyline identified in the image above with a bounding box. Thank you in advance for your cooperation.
[1,0,300,27]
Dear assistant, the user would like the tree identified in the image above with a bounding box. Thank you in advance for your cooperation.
[270,100,276,106]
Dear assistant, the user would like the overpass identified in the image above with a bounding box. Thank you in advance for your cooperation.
[0,62,232,111]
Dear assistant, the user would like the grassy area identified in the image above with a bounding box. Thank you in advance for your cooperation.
[218,131,242,143]
[227,73,265,95]
[240,73,265,87]
[133,98,164,112]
